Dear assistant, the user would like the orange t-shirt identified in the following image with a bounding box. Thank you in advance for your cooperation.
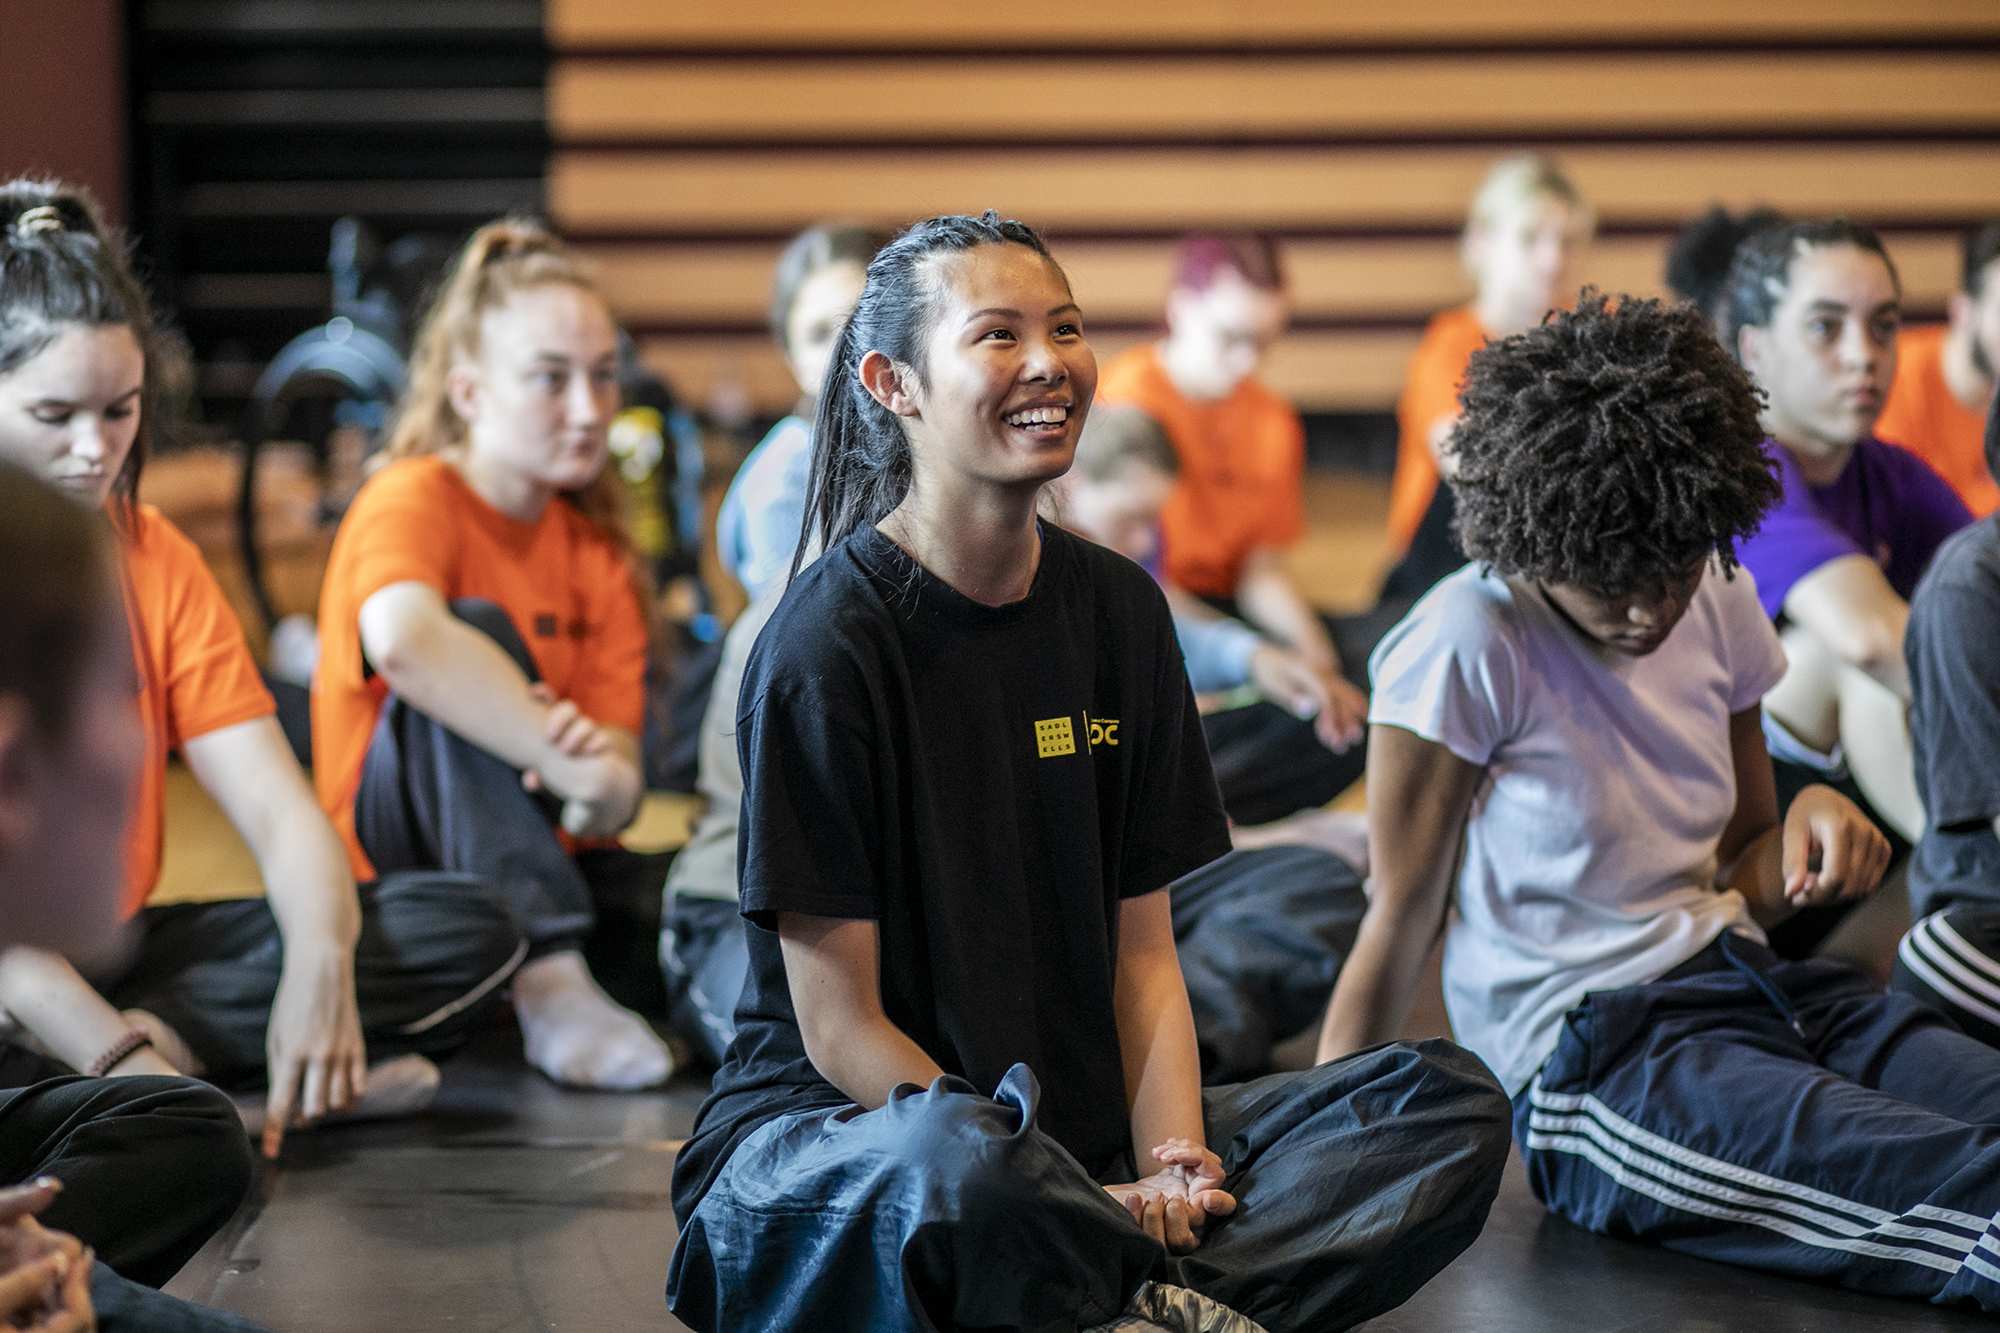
[1096,343,1306,599]
[119,505,277,918]
[1878,323,1998,518]
[1388,307,1489,552]
[312,456,650,880]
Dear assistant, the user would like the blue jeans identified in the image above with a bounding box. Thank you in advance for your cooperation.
[668,1040,1511,1332]
[1519,932,2000,1310]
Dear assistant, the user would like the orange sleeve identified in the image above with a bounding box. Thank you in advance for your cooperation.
[569,538,650,736]
[146,512,274,748]
[1388,310,1485,551]
[340,464,459,607]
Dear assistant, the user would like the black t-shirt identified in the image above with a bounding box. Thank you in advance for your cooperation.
[670,523,1231,1221]
[1908,515,2000,918]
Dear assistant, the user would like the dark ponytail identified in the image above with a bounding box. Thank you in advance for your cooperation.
[792,211,1063,581]
[1719,218,1899,364]
[0,179,159,519]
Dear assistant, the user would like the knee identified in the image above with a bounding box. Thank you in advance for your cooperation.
[374,871,526,969]
[870,1078,1054,1218]
[448,598,536,674]
[1320,1038,1514,1158]
[111,1077,254,1212]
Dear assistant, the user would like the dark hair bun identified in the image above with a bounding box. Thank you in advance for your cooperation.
[0,180,105,244]
[1664,205,1785,314]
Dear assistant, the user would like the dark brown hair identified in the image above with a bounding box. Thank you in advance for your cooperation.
[0,179,158,521]
[1451,292,1781,597]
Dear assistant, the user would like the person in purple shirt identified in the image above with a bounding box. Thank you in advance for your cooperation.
[1725,220,1973,956]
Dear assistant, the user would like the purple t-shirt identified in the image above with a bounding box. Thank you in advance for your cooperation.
[1738,436,1973,619]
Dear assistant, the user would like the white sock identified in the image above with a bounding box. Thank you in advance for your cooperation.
[512,951,673,1090]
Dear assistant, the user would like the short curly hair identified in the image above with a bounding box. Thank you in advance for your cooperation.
[1449,292,1781,597]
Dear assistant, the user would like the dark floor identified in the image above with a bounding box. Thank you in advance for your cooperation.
[159,1013,1996,1333]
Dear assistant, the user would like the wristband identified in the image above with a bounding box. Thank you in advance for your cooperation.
[86,1029,154,1077]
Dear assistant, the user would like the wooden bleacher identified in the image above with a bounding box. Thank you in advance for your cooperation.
[543,0,2000,417]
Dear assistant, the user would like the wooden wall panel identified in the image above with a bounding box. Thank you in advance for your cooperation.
[588,232,1961,333]
[553,54,2000,142]
[558,0,1999,415]
[553,0,2000,50]
[552,144,2000,235]
[639,327,1430,418]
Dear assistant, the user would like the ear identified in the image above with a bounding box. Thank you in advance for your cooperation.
[858,350,921,419]
[1948,291,1974,336]
[0,698,39,859]
[1737,322,1767,379]
[1462,221,1492,274]
[445,362,481,427]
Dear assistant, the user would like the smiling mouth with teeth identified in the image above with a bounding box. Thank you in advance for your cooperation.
[1004,405,1070,427]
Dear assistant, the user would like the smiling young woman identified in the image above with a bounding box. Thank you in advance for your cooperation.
[665,212,1510,1333]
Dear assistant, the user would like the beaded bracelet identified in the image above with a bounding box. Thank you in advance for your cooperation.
[86,1029,154,1078]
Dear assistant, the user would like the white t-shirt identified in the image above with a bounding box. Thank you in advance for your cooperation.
[1368,561,1787,1095]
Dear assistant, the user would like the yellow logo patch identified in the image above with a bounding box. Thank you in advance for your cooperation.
[1088,716,1119,747]
[1034,716,1076,758]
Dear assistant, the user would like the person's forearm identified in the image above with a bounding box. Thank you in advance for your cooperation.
[184,722,362,957]
[1236,556,1338,672]
[0,949,142,1071]
[257,807,363,962]
[366,602,614,794]
[1316,897,1446,1061]
[1718,824,1795,928]
[804,1015,945,1111]
[1115,950,1208,1154]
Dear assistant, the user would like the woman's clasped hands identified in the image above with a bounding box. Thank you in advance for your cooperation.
[1105,1138,1237,1254]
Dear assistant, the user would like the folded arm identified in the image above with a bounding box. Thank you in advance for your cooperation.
[1780,555,1911,698]
[358,581,640,834]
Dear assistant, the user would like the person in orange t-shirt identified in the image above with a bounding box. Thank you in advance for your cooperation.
[1878,224,2000,517]
[0,179,518,1168]
[1098,233,1369,789]
[1386,155,1595,586]
[315,220,672,1091]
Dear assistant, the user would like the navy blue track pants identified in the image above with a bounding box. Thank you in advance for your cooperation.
[1518,932,2000,1311]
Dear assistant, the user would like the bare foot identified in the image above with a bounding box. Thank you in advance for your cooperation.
[231,1053,443,1140]
[512,951,673,1090]
[1228,809,1369,873]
